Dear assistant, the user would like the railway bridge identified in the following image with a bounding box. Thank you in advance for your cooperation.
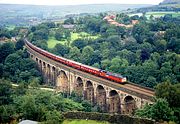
[25,41,154,114]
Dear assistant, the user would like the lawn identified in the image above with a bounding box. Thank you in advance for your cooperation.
[62,119,110,124]
[47,32,100,48]
[47,37,64,48]
[146,11,180,18]
[129,11,180,19]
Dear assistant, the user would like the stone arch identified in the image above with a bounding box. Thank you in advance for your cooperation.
[74,77,84,96]
[109,90,120,113]
[56,70,69,93]
[85,81,94,104]
[38,60,42,72]
[50,66,56,85]
[96,85,106,112]
[35,58,38,62]
[41,62,47,82]
[47,64,51,83]
[30,54,33,58]
[124,96,136,114]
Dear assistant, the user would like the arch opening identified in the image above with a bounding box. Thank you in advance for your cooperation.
[96,85,106,112]
[85,81,94,104]
[35,58,38,62]
[124,96,136,115]
[56,70,69,93]
[109,90,120,113]
[74,77,83,96]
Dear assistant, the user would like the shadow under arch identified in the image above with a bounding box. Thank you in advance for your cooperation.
[109,90,120,113]
[96,85,106,112]
[124,95,136,115]
[74,77,84,96]
[84,81,94,104]
[56,70,69,93]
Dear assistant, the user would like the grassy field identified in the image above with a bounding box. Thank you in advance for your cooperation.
[129,11,180,19]
[47,32,99,48]
[62,119,110,124]
[146,11,180,18]
[47,37,65,48]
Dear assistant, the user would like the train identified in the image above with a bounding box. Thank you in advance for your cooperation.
[25,40,127,83]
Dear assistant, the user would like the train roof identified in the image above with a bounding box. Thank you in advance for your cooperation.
[82,64,100,71]
[67,59,82,65]
[106,72,125,78]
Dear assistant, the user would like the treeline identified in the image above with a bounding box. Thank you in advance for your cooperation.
[28,13,180,88]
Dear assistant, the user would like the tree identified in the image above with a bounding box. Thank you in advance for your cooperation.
[15,39,24,50]
[32,29,49,41]
[109,57,128,74]
[106,35,121,50]
[64,17,74,24]
[0,105,16,123]
[32,40,48,50]
[0,42,15,63]
[67,47,81,62]
[154,39,167,52]
[90,50,102,65]
[21,95,37,120]
[132,23,149,44]
[55,31,63,41]
[140,49,150,62]
[81,46,94,65]
[155,82,180,108]
[167,37,180,53]
[53,43,70,57]
[43,110,64,124]
[0,64,3,78]
[135,98,175,122]
[101,59,111,70]
[3,51,41,83]
[71,39,87,50]
[0,79,13,105]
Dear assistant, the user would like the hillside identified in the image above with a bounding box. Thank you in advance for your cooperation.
[160,0,180,5]
[0,4,151,27]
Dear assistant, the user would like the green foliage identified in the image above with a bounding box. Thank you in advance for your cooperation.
[43,110,64,124]
[3,50,41,83]
[71,39,88,50]
[52,43,70,56]
[0,79,13,105]
[15,38,25,50]
[81,46,94,65]
[155,82,180,108]
[135,98,175,121]
[109,57,128,74]
[0,42,15,63]
[64,17,74,24]
[0,105,16,123]
[132,23,149,43]
[67,47,81,61]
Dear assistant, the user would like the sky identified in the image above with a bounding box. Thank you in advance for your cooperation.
[0,0,164,5]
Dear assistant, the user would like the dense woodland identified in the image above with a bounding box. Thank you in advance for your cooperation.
[0,12,180,123]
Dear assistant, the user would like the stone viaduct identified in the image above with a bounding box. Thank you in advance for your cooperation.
[25,41,154,115]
